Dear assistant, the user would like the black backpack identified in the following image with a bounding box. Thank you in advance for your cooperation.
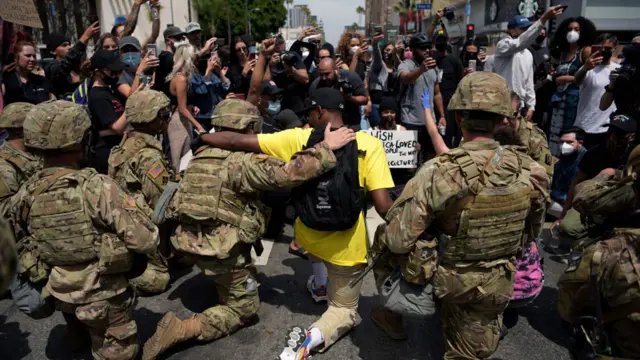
[292,126,365,231]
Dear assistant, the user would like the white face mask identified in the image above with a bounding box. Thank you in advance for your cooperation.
[349,46,359,56]
[561,142,577,156]
[566,30,580,44]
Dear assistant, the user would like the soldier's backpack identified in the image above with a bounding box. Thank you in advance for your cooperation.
[292,127,365,231]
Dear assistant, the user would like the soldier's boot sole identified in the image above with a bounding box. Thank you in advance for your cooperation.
[370,305,408,341]
[142,312,201,360]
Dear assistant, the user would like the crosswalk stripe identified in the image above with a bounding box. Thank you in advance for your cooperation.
[251,238,274,266]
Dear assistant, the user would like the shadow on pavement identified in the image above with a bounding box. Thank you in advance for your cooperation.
[0,315,32,359]
[45,324,91,360]
[167,272,221,314]
[134,307,168,344]
[504,286,569,349]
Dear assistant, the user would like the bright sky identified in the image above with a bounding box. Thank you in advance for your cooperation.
[295,0,365,46]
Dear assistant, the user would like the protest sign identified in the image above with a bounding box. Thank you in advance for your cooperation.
[365,130,419,168]
[0,0,43,29]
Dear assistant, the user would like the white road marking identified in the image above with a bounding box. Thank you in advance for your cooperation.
[252,238,274,266]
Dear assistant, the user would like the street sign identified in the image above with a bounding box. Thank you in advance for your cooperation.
[465,3,471,16]
[416,3,432,10]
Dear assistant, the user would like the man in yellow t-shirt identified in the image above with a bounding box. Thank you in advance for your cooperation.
[195,88,394,358]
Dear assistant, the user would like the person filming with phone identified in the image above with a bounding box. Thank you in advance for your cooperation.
[397,32,445,162]
[574,33,620,149]
[267,35,309,113]
[494,6,565,122]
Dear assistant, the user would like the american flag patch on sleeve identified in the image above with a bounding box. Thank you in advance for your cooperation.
[147,161,165,179]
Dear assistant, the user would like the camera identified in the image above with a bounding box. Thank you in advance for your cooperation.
[337,74,353,94]
[280,51,300,67]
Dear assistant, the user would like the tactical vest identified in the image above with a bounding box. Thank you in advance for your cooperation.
[173,147,269,243]
[108,133,168,194]
[0,144,42,198]
[435,147,532,262]
[25,168,100,266]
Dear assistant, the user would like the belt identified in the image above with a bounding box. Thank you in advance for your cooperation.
[99,129,118,137]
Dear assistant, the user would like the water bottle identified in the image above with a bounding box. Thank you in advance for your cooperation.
[438,124,446,136]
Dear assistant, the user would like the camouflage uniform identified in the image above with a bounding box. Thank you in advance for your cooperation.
[108,90,173,294]
[8,101,159,360]
[375,73,550,360]
[0,102,42,213]
[557,146,640,359]
[516,116,554,179]
[0,218,17,294]
[142,100,338,360]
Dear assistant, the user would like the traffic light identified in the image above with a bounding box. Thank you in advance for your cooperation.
[466,24,475,41]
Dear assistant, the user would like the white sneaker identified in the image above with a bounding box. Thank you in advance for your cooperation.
[277,326,312,360]
[306,275,328,303]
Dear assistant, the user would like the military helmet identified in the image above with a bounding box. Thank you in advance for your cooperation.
[24,101,91,150]
[211,99,262,133]
[126,90,171,124]
[448,72,512,118]
[0,102,35,129]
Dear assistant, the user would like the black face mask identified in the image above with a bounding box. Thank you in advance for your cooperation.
[382,52,392,61]
[101,72,119,87]
[435,43,447,53]
[413,51,425,63]
[536,35,546,44]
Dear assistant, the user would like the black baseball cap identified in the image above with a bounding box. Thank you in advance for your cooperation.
[164,26,185,39]
[607,114,637,133]
[260,80,283,95]
[301,88,345,113]
[90,49,125,72]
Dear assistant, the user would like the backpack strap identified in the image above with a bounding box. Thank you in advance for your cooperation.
[20,169,75,225]
[0,146,28,176]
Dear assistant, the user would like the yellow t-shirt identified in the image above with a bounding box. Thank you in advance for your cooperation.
[258,128,394,266]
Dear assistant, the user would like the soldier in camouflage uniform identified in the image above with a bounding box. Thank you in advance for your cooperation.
[142,99,353,360]
[0,102,43,213]
[557,145,640,359]
[0,218,17,294]
[7,101,159,360]
[108,90,173,294]
[374,72,550,359]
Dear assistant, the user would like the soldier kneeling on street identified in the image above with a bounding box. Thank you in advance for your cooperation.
[558,144,640,359]
[7,101,160,360]
[108,89,175,295]
[142,99,355,360]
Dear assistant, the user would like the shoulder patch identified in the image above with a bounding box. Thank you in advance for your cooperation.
[123,193,137,209]
[147,161,166,179]
[545,154,553,166]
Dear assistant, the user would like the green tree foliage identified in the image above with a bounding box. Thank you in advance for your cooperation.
[194,0,287,41]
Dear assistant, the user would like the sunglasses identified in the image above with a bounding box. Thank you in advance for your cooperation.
[318,55,331,60]
[236,47,248,53]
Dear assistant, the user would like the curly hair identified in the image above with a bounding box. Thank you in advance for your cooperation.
[167,42,197,82]
[549,17,597,54]
[337,32,363,59]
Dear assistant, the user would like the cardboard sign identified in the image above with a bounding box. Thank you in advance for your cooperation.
[365,130,419,168]
[0,0,43,29]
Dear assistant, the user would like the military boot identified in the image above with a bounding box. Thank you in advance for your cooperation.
[370,304,408,340]
[142,312,202,360]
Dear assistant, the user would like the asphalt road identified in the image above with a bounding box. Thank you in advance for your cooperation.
[0,220,572,360]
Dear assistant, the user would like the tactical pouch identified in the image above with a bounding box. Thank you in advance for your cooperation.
[98,234,133,275]
[16,238,50,283]
[238,201,270,244]
[402,239,439,285]
[379,269,437,318]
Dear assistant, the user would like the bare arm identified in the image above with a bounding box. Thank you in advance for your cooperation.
[173,75,204,133]
[287,66,309,85]
[141,1,161,50]
[110,113,128,135]
[399,64,426,84]
[433,83,445,120]
[248,39,275,106]
[560,170,588,219]
[370,188,393,218]
[200,131,262,153]
[424,107,449,155]
[599,90,615,111]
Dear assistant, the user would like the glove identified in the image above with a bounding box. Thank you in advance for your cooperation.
[190,134,205,152]
[421,88,431,109]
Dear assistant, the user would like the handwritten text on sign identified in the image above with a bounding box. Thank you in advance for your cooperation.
[0,0,43,28]
[366,130,419,168]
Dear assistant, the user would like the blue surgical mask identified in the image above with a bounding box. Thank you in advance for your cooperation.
[267,100,281,115]
[121,52,141,69]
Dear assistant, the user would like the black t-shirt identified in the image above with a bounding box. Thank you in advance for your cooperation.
[436,54,464,104]
[88,86,125,174]
[270,56,308,113]
[3,71,51,105]
[153,51,176,105]
[228,62,252,96]
[578,144,629,179]
[308,69,366,126]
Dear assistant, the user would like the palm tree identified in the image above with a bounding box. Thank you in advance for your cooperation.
[351,22,359,32]
[356,6,365,27]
